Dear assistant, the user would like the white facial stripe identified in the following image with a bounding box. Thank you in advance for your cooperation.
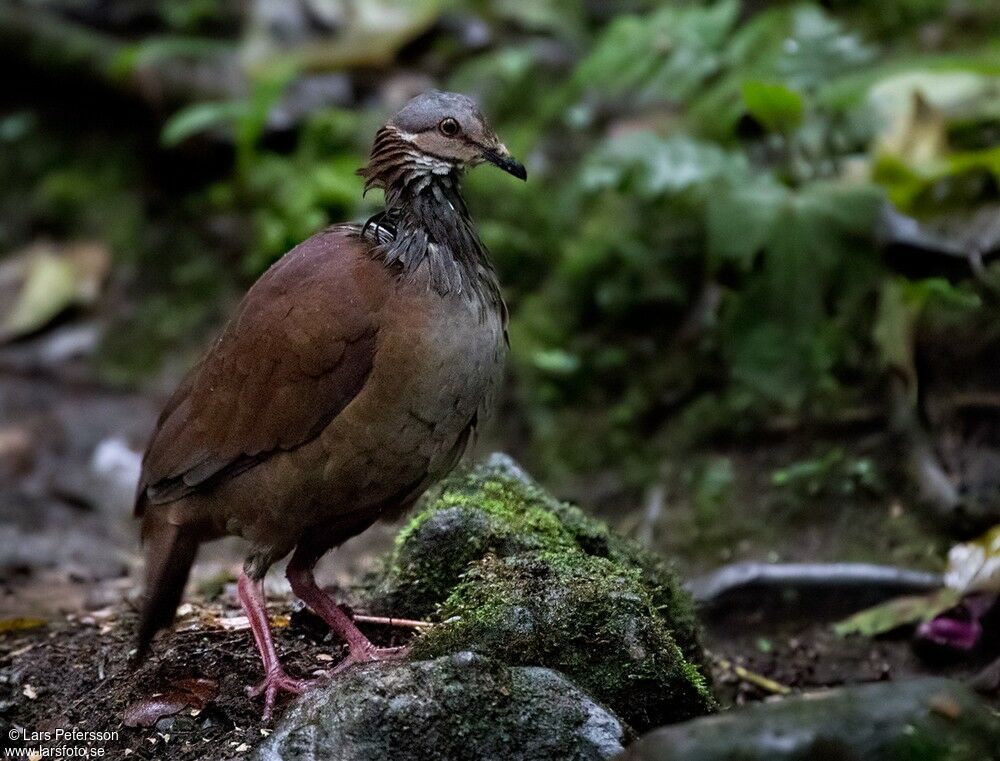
[407,148,457,174]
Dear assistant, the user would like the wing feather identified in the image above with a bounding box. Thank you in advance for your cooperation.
[136,227,385,512]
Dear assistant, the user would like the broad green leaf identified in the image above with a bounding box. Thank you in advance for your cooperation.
[874,145,1000,212]
[707,178,786,265]
[741,80,804,132]
[532,349,581,375]
[580,132,746,199]
[689,5,874,138]
[572,0,739,104]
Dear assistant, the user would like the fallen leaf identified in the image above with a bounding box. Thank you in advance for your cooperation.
[123,677,218,728]
[945,524,1000,595]
[878,91,947,165]
[215,615,249,631]
[23,684,38,699]
[928,692,962,719]
[834,587,960,637]
[213,613,288,631]
[0,242,109,343]
[0,427,34,475]
[0,617,47,634]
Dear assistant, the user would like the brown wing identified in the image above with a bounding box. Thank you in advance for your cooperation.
[136,226,387,512]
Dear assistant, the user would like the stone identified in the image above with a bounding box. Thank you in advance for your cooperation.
[256,652,627,761]
[616,677,1000,761]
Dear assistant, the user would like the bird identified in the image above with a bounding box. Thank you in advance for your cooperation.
[134,90,526,719]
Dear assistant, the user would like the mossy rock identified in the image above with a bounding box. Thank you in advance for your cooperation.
[257,653,628,761]
[412,553,715,731]
[367,454,716,732]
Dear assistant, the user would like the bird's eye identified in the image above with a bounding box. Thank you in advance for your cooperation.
[439,117,461,137]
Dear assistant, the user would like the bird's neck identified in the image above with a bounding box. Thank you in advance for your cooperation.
[363,172,500,305]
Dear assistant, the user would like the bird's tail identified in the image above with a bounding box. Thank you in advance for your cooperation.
[134,513,199,664]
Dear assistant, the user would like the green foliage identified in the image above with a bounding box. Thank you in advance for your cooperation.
[741,80,804,133]
[10,0,998,484]
[771,448,884,499]
[875,145,1000,213]
[571,0,739,106]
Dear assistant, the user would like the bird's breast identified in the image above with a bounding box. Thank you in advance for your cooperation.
[313,280,505,501]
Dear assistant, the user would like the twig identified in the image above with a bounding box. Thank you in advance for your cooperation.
[687,562,943,607]
[708,651,791,696]
[352,614,434,630]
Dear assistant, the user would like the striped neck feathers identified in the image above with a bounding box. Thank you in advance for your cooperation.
[358,126,500,304]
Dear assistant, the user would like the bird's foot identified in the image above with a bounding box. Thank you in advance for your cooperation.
[246,669,317,721]
[331,642,410,675]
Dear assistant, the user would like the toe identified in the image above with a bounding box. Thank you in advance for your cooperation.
[247,670,316,719]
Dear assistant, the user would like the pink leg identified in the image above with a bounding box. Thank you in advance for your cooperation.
[286,559,409,674]
[237,571,315,720]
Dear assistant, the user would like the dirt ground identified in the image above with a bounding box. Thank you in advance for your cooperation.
[2,579,996,760]
[0,587,411,760]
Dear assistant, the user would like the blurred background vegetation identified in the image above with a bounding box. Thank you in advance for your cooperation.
[2,0,999,567]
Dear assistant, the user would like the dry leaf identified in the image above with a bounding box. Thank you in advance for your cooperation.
[0,617,46,634]
[945,524,1000,595]
[0,242,109,343]
[123,677,218,727]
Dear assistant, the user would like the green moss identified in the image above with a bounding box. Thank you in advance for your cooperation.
[370,461,582,618]
[374,457,704,654]
[367,455,717,732]
[412,552,716,731]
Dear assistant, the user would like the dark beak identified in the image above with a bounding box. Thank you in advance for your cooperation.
[482,147,527,181]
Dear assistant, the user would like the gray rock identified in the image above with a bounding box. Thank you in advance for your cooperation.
[617,677,1000,761]
[256,652,627,761]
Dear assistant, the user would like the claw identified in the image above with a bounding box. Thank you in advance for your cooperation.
[247,669,317,721]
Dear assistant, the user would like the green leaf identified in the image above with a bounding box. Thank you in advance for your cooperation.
[161,101,247,147]
[707,177,786,265]
[532,349,581,376]
[741,80,804,132]
[834,588,960,637]
[572,0,739,104]
[580,132,747,199]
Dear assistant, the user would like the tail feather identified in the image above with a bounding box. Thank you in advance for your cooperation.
[134,515,199,664]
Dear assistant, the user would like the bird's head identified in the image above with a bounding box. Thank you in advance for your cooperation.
[360,90,526,193]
